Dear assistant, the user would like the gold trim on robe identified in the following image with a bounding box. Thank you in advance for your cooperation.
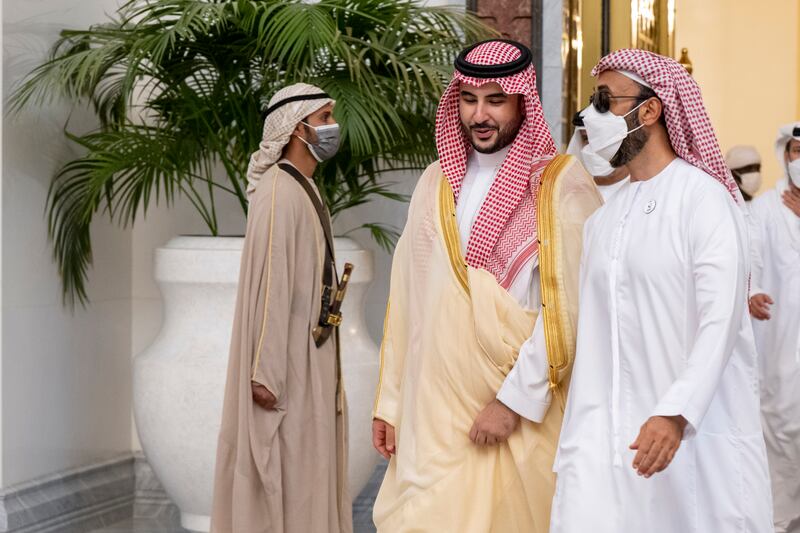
[438,177,470,294]
[538,154,576,410]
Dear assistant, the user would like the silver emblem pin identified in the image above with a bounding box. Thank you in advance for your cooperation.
[644,200,657,214]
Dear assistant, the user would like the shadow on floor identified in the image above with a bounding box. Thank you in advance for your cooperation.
[92,460,388,533]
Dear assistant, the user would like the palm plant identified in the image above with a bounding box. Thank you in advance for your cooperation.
[8,0,490,306]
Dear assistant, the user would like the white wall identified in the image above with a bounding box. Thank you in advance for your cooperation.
[2,0,133,487]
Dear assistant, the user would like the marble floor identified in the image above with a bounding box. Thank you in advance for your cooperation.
[90,461,387,533]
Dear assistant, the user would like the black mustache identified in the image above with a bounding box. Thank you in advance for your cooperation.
[470,123,498,130]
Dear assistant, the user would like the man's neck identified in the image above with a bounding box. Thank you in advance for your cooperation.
[627,135,677,182]
[282,142,318,179]
[594,167,628,187]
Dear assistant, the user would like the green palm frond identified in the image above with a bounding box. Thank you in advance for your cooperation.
[343,222,401,254]
[7,0,494,306]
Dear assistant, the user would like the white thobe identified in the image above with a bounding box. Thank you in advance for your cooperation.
[598,176,630,202]
[750,178,800,533]
[454,147,552,423]
[550,158,773,533]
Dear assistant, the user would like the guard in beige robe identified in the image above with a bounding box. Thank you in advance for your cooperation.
[211,83,352,533]
[371,39,601,533]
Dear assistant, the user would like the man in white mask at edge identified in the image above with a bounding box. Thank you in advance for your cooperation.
[566,108,630,201]
[749,122,800,533]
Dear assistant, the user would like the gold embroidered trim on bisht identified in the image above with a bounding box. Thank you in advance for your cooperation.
[438,176,470,294]
[537,154,573,411]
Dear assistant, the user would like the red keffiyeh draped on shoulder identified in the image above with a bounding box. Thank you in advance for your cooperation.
[593,48,741,203]
[435,39,557,289]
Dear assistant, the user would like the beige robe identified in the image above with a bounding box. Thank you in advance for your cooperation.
[372,156,600,532]
[211,164,352,533]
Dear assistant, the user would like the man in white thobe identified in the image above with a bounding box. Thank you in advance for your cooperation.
[566,108,630,202]
[724,145,769,322]
[750,122,800,533]
[550,49,773,533]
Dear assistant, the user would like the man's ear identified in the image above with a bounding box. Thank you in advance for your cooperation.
[292,121,306,138]
[639,97,663,127]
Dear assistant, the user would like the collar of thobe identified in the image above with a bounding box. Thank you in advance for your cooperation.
[470,144,511,173]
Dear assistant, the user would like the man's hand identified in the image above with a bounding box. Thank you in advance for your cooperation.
[630,415,687,478]
[251,382,277,410]
[469,399,520,446]
[749,293,774,320]
[782,189,800,217]
[372,418,396,460]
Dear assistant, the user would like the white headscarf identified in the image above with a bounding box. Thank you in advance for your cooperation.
[246,82,335,194]
[774,122,800,172]
[725,145,760,170]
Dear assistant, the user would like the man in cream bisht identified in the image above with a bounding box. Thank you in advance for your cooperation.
[550,49,773,533]
[371,39,601,532]
[750,123,800,533]
[211,83,352,533]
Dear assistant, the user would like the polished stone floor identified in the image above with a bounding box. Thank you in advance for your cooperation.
[91,461,386,533]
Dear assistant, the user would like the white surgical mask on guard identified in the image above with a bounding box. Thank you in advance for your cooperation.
[738,172,762,196]
[582,101,647,162]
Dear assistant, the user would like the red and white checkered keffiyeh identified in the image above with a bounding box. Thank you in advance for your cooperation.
[436,40,557,288]
[593,49,741,203]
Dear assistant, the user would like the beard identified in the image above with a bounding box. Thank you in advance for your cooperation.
[461,115,523,154]
[609,111,649,168]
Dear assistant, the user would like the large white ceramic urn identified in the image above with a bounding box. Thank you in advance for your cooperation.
[133,235,381,532]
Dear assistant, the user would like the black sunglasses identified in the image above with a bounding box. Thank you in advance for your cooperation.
[589,91,651,114]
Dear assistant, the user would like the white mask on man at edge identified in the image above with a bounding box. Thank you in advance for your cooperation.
[788,159,800,188]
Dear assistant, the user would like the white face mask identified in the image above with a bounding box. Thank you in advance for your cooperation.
[788,159,800,188]
[738,172,762,196]
[580,143,615,177]
[582,101,647,162]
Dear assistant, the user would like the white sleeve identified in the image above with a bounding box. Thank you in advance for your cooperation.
[746,205,765,296]
[497,311,552,423]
